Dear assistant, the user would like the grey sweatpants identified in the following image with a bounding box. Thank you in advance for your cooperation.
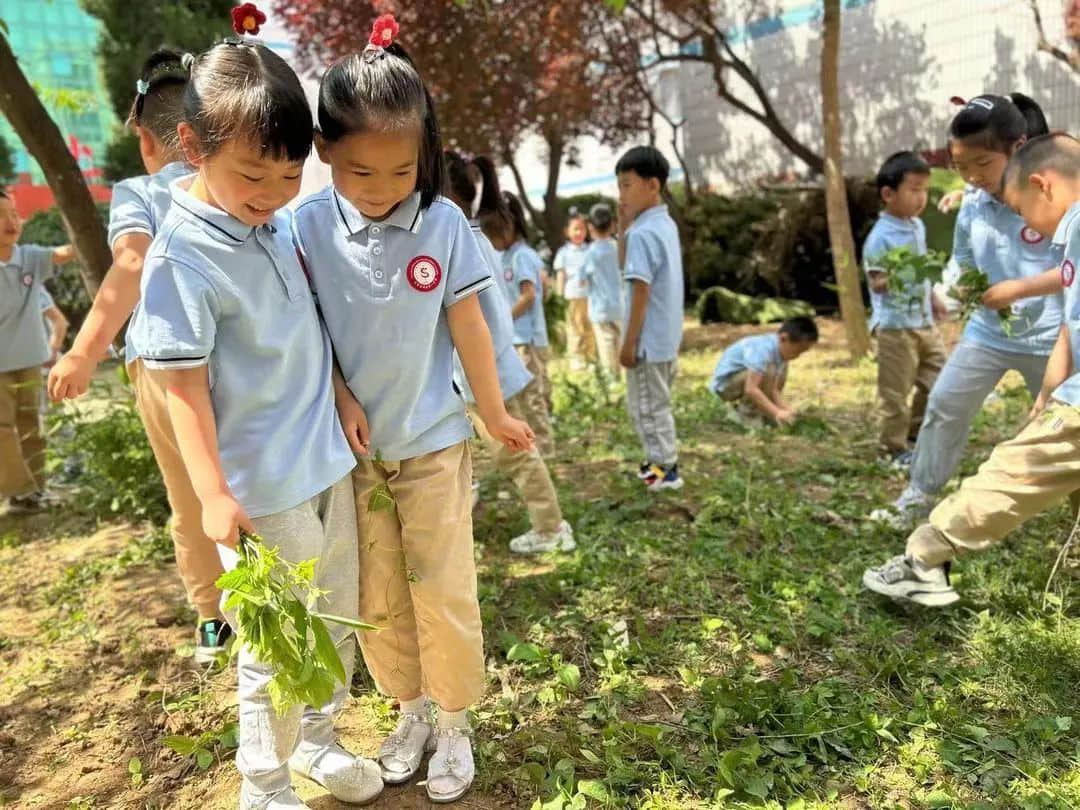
[217,474,359,798]
[909,340,1048,496]
[626,359,679,467]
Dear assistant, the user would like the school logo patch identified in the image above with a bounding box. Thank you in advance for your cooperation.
[406,255,442,292]
[21,273,32,288]
[1063,259,1076,288]
[1021,226,1044,244]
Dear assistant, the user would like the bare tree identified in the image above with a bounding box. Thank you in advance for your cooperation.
[1028,0,1080,71]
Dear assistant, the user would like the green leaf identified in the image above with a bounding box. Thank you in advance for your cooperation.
[195,748,214,770]
[310,611,381,632]
[579,748,602,764]
[311,616,347,686]
[557,663,581,692]
[507,642,543,662]
[368,483,396,513]
[576,779,610,800]
[162,735,197,756]
[128,757,142,775]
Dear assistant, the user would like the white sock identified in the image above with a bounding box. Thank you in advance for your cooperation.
[399,695,429,718]
[436,707,469,730]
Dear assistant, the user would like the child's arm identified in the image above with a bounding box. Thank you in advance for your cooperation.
[982,267,1063,310]
[448,294,534,452]
[331,361,370,455]
[51,244,77,265]
[511,280,537,320]
[48,232,153,401]
[43,306,69,365]
[620,279,649,369]
[1031,323,1073,420]
[744,371,795,425]
[152,365,253,547]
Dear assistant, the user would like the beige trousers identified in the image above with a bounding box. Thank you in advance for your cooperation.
[130,360,224,620]
[876,327,946,453]
[592,321,622,377]
[567,298,596,366]
[911,401,1080,567]
[353,441,485,710]
[470,395,563,534]
[0,367,44,497]
[516,344,554,457]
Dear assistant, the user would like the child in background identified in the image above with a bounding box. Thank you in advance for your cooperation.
[0,190,76,512]
[865,132,1080,606]
[488,191,556,458]
[616,146,685,491]
[295,17,533,803]
[554,210,595,369]
[863,151,947,466]
[871,93,1062,528]
[583,203,624,376]
[47,50,230,663]
[448,152,575,554]
[708,317,818,424]
[130,33,382,810]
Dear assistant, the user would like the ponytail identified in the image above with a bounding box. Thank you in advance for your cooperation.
[1009,92,1049,139]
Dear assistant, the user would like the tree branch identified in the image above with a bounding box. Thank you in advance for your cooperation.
[1028,0,1080,71]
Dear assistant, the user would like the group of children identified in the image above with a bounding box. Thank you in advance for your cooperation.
[0,7,691,808]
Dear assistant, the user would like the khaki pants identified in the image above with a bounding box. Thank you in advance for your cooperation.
[469,396,563,534]
[567,298,596,366]
[516,344,554,457]
[876,327,946,454]
[129,360,224,620]
[592,321,622,377]
[716,368,784,416]
[0,367,45,497]
[910,401,1080,567]
[353,441,485,710]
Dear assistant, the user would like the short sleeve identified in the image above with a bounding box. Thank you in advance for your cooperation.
[133,256,219,370]
[743,341,771,373]
[951,196,976,270]
[39,288,56,311]
[553,245,568,271]
[862,229,887,274]
[512,250,539,292]
[623,229,657,284]
[21,244,56,284]
[582,246,597,278]
[107,178,154,247]
[443,212,493,308]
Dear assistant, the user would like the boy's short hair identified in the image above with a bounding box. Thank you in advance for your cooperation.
[1004,132,1080,189]
[615,145,669,188]
[588,203,613,231]
[779,316,818,343]
[0,188,9,200]
[876,150,930,194]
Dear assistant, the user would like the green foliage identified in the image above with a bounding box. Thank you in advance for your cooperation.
[47,376,169,524]
[872,246,948,312]
[162,721,238,771]
[102,126,144,183]
[544,292,568,355]
[695,285,816,325]
[682,192,779,295]
[949,266,1015,333]
[217,532,378,715]
[0,133,15,187]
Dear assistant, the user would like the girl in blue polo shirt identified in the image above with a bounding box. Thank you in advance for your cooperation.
[554,210,595,369]
[293,15,533,804]
[129,30,382,810]
[873,93,1062,528]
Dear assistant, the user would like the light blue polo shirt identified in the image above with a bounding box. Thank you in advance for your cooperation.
[1048,201,1080,406]
[583,237,623,324]
[454,222,533,404]
[1,244,55,373]
[623,204,684,363]
[294,189,493,462]
[953,189,1062,355]
[708,333,785,394]
[862,213,933,331]
[554,241,590,300]
[130,179,355,519]
[108,161,192,365]
[39,288,56,312]
[501,241,549,348]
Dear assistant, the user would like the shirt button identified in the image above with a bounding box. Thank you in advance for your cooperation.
[372,226,381,234]
[374,270,384,280]
[373,247,383,256]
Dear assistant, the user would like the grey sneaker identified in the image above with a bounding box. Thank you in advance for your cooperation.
[510,520,576,554]
[289,740,382,804]
[869,485,934,529]
[7,490,58,513]
[862,553,959,606]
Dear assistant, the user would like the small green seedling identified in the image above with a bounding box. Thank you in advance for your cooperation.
[948,266,1015,334]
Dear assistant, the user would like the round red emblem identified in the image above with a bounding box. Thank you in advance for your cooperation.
[406,255,442,292]
[1021,226,1044,244]
[21,273,33,287]
[503,269,513,282]
[1063,259,1076,288]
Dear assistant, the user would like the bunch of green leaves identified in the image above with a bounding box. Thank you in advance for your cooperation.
[216,532,378,714]
[948,266,1015,334]
[873,247,948,311]
[162,722,238,771]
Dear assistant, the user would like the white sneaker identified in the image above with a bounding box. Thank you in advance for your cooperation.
[289,740,383,804]
[378,710,435,785]
[239,784,310,810]
[862,552,959,607]
[509,520,576,554]
[426,726,474,804]
[869,485,934,530]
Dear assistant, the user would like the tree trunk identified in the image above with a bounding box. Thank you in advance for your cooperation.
[820,0,869,359]
[540,133,565,254]
[0,35,110,296]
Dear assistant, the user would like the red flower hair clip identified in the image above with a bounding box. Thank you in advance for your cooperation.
[369,14,400,48]
[232,3,267,36]
[949,96,967,107]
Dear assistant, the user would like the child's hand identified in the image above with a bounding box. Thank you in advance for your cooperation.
[981,279,1021,311]
[1029,389,1051,423]
[938,189,964,213]
[931,294,949,323]
[619,341,638,370]
[867,271,888,294]
[335,389,371,455]
[202,492,253,549]
[48,352,96,400]
[774,407,797,427]
[487,411,535,453]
